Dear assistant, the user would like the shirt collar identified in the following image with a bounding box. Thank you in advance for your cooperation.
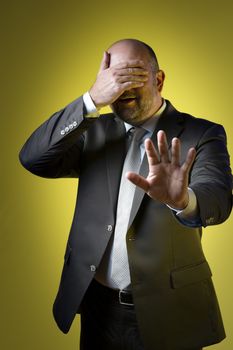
[124,99,166,133]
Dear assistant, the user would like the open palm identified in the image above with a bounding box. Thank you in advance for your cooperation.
[126,130,196,210]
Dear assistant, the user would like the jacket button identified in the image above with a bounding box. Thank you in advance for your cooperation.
[90,265,96,272]
[60,130,65,135]
[107,225,113,232]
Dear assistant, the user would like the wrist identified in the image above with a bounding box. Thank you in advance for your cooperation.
[89,88,105,109]
[170,192,189,211]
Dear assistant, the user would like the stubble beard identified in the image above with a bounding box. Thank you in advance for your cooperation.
[111,99,154,126]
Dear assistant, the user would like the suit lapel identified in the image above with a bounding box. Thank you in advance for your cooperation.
[105,116,126,217]
[128,101,186,229]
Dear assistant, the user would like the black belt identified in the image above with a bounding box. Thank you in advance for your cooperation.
[92,279,134,306]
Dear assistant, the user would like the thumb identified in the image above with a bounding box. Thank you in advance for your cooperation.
[98,51,110,73]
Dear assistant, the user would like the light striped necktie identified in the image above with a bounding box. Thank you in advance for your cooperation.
[110,127,145,290]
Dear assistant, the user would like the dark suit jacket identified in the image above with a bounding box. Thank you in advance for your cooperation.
[19,97,232,350]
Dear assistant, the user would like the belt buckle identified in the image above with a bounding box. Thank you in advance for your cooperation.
[119,290,134,306]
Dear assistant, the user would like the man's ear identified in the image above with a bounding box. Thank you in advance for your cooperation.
[156,70,165,92]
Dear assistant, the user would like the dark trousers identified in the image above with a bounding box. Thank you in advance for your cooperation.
[80,279,202,350]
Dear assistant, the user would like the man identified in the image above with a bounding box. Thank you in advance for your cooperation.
[19,39,232,350]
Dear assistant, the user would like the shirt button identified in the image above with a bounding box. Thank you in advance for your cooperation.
[90,265,96,272]
[107,225,113,232]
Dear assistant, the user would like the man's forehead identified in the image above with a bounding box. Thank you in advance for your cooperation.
[108,43,149,66]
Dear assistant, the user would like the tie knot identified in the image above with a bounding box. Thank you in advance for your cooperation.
[130,127,146,142]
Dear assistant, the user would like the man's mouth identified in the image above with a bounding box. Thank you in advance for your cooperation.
[118,95,137,103]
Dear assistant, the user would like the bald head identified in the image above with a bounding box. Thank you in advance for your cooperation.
[108,39,159,73]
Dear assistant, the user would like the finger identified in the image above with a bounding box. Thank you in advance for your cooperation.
[114,59,146,69]
[121,81,145,90]
[126,172,149,192]
[171,137,181,166]
[144,139,160,166]
[117,74,148,83]
[117,67,149,76]
[182,147,196,173]
[98,51,110,72]
[157,130,169,163]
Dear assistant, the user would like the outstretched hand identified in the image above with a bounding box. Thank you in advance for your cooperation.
[126,130,196,210]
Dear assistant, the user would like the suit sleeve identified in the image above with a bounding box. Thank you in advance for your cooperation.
[19,96,96,178]
[189,123,232,226]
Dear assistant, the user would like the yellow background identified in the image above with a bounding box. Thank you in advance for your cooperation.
[1,0,232,349]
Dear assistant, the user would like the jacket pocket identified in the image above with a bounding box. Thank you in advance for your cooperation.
[171,260,212,289]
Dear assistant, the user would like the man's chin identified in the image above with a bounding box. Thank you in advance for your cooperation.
[111,107,150,126]
[111,106,138,123]
[115,113,144,126]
